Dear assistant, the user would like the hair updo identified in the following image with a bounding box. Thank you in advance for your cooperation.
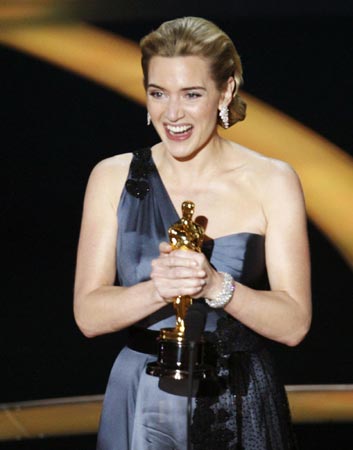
[140,16,246,128]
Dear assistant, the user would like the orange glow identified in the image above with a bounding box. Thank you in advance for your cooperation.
[1,23,352,267]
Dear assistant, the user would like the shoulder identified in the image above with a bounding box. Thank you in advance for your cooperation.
[87,152,134,188]
[229,142,302,191]
[225,142,305,215]
[84,152,134,207]
[261,156,301,191]
[244,151,306,220]
[90,152,133,179]
[261,157,303,200]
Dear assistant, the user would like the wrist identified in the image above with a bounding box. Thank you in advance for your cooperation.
[149,281,169,305]
[204,272,235,309]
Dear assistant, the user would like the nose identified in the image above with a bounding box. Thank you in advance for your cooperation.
[165,96,184,122]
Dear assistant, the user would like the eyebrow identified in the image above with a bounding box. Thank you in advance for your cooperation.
[147,83,206,91]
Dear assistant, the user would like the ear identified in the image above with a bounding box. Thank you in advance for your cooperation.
[218,77,235,110]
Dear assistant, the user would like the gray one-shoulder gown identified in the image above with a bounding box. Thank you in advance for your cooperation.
[96,149,297,450]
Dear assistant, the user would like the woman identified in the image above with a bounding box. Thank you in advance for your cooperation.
[74,17,311,450]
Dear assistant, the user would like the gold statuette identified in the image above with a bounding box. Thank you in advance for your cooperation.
[165,201,204,339]
[146,201,213,383]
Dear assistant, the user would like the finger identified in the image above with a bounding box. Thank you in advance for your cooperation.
[153,278,206,299]
[152,255,201,271]
[171,248,198,258]
[154,265,206,281]
[171,249,207,267]
[159,241,173,255]
[167,255,200,268]
[151,264,205,281]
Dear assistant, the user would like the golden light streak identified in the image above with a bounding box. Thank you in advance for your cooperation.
[0,23,352,267]
[1,388,353,440]
[0,5,46,21]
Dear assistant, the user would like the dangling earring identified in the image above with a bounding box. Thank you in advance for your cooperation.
[219,105,229,129]
[147,112,151,126]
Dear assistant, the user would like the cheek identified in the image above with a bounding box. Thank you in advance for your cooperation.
[187,103,212,119]
[198,104,219,124]
[148,103,164,118]
[199,97,219,114]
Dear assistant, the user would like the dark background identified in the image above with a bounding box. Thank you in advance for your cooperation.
[1,2,353,448]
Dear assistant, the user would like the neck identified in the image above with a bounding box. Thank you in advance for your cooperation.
[158,134,226,182]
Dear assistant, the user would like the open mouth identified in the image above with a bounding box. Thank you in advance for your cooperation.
[165,124,193,136]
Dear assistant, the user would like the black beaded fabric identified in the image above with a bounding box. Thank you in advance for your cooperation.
[191,315,298,450]
[125,148,154,199]
[98,148,299,449]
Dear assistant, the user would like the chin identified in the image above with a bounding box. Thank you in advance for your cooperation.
[163,142,203,161]
[162,134,215,161]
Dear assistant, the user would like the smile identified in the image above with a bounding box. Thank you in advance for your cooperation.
[165,124,193,135]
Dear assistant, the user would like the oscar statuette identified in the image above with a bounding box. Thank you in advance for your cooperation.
[146,201,213,381]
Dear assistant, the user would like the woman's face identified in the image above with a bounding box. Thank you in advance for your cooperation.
[146,56,228,160]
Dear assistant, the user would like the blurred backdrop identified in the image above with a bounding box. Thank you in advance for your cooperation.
[1,1,352,448]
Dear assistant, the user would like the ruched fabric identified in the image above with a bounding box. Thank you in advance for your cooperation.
[96,149,297,450]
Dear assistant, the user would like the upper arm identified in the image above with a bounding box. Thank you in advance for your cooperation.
[263,162,311,314]
[74,156,129,303]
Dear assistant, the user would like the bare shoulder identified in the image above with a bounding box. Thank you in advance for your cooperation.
[90,152,132,178]
[244,147,305,215]
[263,157,303,201]
[88,152,132,186]
[229,142,302,192]
[85,152,133,207]
[262,155,301,189]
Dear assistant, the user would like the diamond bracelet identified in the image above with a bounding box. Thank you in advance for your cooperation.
[204,272,236,309]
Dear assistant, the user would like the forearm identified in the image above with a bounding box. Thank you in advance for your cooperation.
[74,280,165,338]
[224,282,312,346]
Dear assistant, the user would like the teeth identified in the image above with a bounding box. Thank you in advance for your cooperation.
[166,125,192,133]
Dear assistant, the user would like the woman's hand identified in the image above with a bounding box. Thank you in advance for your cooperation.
[150,242,223,303]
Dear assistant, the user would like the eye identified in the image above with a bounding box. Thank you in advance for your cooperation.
[185,91,202,99]
[148,90,165,99]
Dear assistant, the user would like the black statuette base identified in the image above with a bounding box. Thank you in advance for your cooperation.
[146,333,214,381]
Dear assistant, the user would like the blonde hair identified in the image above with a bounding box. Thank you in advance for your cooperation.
[140,17,246,128]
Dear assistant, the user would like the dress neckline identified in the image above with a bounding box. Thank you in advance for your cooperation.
[149,152,265,243]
